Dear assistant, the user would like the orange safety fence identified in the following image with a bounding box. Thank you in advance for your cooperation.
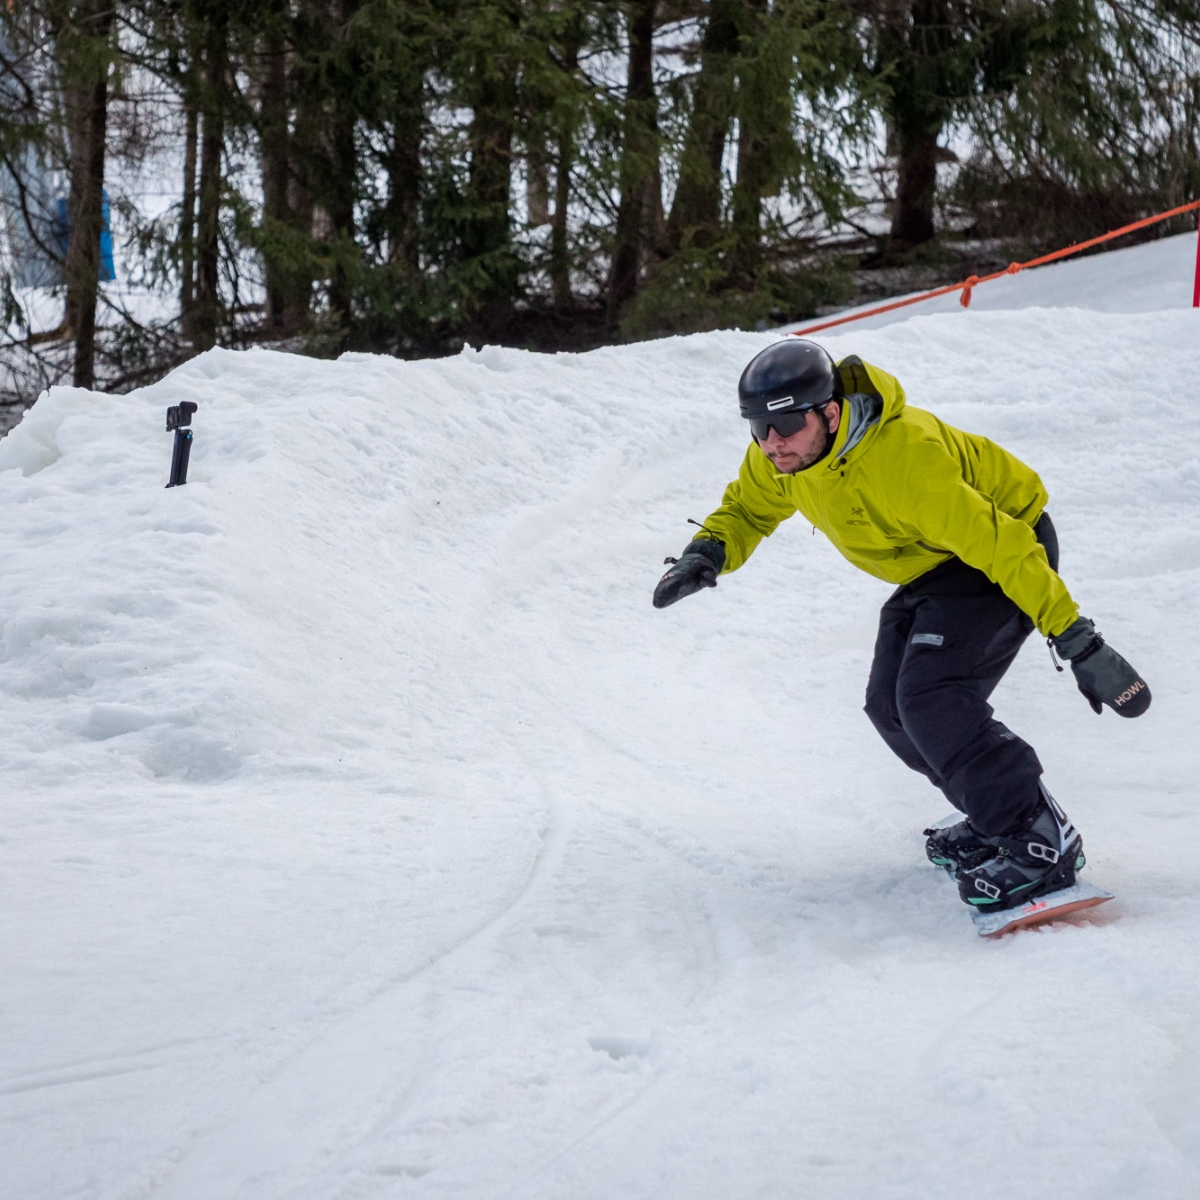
[791,198,1200,339]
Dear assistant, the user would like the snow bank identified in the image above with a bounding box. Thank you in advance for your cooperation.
[800,230,1200,330]
[2,245,1200,1198]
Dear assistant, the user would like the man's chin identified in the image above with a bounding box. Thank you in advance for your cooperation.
[767,456,802,474]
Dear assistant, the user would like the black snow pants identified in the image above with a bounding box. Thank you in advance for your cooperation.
[863,513,1059,837]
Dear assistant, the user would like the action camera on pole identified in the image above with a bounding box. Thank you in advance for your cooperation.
[165,401,198,487]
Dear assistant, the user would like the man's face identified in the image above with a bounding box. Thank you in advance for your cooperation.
[755,403,839,474]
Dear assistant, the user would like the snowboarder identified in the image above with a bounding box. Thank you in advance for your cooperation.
[653,339,1150,914]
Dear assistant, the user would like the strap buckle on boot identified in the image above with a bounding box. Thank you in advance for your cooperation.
[1027,842,1060,864]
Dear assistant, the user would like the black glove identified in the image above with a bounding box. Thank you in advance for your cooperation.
[653,539,725,609]
[1051,616,1151,718]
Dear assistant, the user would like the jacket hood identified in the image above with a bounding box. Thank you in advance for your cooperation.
[821,356,905,469]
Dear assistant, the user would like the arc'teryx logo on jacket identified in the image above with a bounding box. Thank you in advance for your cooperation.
[694,357,1079,637]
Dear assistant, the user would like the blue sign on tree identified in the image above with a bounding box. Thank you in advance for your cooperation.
[53,191,116,282]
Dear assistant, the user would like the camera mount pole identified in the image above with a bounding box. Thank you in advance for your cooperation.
[165,401,198,487]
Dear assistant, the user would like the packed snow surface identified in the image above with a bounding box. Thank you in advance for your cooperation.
[2,239,1200,1199]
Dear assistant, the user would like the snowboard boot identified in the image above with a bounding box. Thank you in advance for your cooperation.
[957,784,1086,912]
[923,818,992,879]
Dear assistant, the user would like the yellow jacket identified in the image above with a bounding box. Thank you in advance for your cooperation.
[699,357,1079,637]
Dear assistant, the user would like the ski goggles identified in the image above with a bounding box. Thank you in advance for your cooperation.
[748,403,824,442]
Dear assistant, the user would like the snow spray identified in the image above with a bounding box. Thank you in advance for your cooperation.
[165,402,198,487]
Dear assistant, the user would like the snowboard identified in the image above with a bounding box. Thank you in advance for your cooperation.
[926,812,1114,938]
[968,878,1113,938]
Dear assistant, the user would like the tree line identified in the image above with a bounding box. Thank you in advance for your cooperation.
[2,1,1199,397]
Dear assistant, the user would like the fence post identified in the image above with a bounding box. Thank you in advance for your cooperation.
[1194,213,1200,307]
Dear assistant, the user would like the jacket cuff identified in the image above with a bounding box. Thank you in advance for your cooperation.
[685,538,727,574]
[1051,615,1099,660]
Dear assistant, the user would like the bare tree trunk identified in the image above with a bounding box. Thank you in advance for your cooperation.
[323,0,362,345]
[551,124,575,310]
[550,35,581,311]
[259,18,294,334]
[882,0,952,249]
[383,118,421,273]
[464,28,520,336]
[891,123,940,245]
[53,0,115,389]
[287,44,320,329]
[180,100,198,333]
[466,72,516,261]
[607,0,658,324]
[666,0,737,251]
[194,3,228,351]
[730,0,773,272]
[379,107,422,346]
[526,140,550,226]
[326,110,357,341]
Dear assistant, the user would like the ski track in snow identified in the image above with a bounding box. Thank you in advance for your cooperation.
[2,237,1200,1198]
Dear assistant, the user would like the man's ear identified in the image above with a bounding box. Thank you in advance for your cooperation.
[823,400,842,434]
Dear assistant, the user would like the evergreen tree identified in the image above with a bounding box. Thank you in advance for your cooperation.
[4,0,1196,398]
[608,0,661,324]
[47,0,118,385]
[954,0,1200,243]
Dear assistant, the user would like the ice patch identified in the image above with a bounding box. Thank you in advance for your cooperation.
[588,1035,649,1061]
[138,730,241,782]
[82,703,161,740]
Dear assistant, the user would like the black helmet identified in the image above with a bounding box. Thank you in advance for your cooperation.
[737,340,842,426]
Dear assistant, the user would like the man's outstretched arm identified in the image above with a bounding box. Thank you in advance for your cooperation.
[652,445,797,609]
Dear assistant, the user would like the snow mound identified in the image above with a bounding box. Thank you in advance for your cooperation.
[2,242,1200,1198]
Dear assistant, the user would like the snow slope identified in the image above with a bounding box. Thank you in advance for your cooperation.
[804,229,1200,330]
[2,237,1199,1200]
